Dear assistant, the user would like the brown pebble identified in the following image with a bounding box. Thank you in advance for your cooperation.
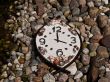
[33,76,43,82]
[101,35,110,48]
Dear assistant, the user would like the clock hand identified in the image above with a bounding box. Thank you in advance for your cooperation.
[54,39,67,44]
[56,31,59,42]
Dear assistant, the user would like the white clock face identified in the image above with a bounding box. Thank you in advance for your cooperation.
[36,21,81,67]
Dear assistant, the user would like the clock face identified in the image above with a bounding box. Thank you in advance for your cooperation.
[36,21,81,67]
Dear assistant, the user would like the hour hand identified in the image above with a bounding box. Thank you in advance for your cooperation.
[54,39,67,44]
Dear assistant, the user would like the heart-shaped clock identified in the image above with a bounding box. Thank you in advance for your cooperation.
[36,20,81,70]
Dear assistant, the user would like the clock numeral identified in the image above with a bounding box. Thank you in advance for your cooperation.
[71,37,76,44]
[52,26,61,32]
[56,49,63,56]
[39,38,45,45]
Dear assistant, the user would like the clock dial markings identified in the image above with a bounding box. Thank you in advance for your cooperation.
[39,38,45,45]
[45,45,48,47]
[50,48,53,50]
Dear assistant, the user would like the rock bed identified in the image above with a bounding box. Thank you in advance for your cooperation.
[0,0,110,82]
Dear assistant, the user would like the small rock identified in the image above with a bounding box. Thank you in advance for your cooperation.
[87,1,94,7]
[79,0,86,7]
[103,25,110,36]
[43,73,55,82]
[1,71,8,78]
[26,67,32,75]
[105,10,110,17]
[15,77,21,82]
[96,46,109,58]
[97,15,108,28]
[21,46,29,54]
[33,76,43,82]
[89,51,97,57]
[31,66,37,72]
[7,19,14,24]
[80,65,90,73]
[69,0,79,10]
[62,0,71,6]
[58,74,68,82]
[29,16,36,22]
[72,7,80,16]
[102,0,109,4]
[37,3,45,16]
[66,62,77,75]
[82,54,90,65]
[101,35,110,48]
[25,52,31,60]
[90,34,103,43]
[74,71,83,79]
[89,43,99,51]
[18,57,25,64]
[89,7,99,18]
[90,26,101,35]
[68,78,74,82]
[3,79,9,82]
[80,6,88,14]
[84,18,97,27]
[82,48,89,54]
[98,77,109,82]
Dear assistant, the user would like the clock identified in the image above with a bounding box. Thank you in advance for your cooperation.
[36,20,81,68]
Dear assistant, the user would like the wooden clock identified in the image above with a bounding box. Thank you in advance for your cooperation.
[36,20,82,71]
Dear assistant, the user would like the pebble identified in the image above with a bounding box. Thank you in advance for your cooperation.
[68,78,75,82]
[62,0,71,6]
[96,46,109,58]
[58,74,68,82]
[82,48,89,54]
[33,76,43,82]
[25,52,31,60]
[97,15,108,28]
[21,46,29,54]
[102,0,109,4]
[69,0,79,10]
[79,0,86,7]
[26,67,32,75]
[15,77,21,82]
[66,62,77,75]
[101,35,110,48]
[87,1,94,7]
[29,16,36,22]
[89,7,99,18]
[74,71,83,79]
[43,73,55,82]
[103,25,110,36]
[82,54,90,65]
[31,66,37,72]
[89,43,99,51]
[84,18,97,27]
[1,71,8,78]
[72,7,80,16]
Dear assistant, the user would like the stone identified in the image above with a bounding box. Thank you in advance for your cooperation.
[29,16,36,22]
[72,7,80,16]
[101,35,110,48]
[79,0,86,7]
[80,6,88,14]
[84,18,97,27]
[90,34,103,43]
[105,10,110,17]
[58,74,68,82]
[62,0,71,6]
[69,0,79,10]
[33,76,43,82]
[103,25,110,36]
[74,71,83,79]
[37,3,45,16]
[89,43,99,51]
[15,77,22,82]
[82,48,89,54]
[90,26,101,35]
[26,67,32,75]
[31,66,37,72]
[89,7,99,18]
[102,0,109,4]
[66,62,77,75]
[82,54,90,65]
[21,46,29,54]
[97,15,108,28]
[80,65,90,74]
[87,1,94,7]
[25,52,31,60]
[98,77,109,82]
[96,46,109,58]
[43,73,55,82]
[1,71,8,78]
[89,51,97,57]
[18,57,25,64]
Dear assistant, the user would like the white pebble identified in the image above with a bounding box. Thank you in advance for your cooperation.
[87,1,94,7]
[29,16,36,22]
[8,63,12,67]
[1,71,8,78]
[78,17,83,22]
[83,48,89,54]
[9,76,15,80]
[26,52,31,60]
[106,68,110,72]
[11,51,16,55]
[19,64,24,68]
[74,71,83,79]
[16,33,24,39]
[43,73,55,82]
[66,62,77,75]
[102,0,108,4]
[14,59,19,64]
[31,66,37,72]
